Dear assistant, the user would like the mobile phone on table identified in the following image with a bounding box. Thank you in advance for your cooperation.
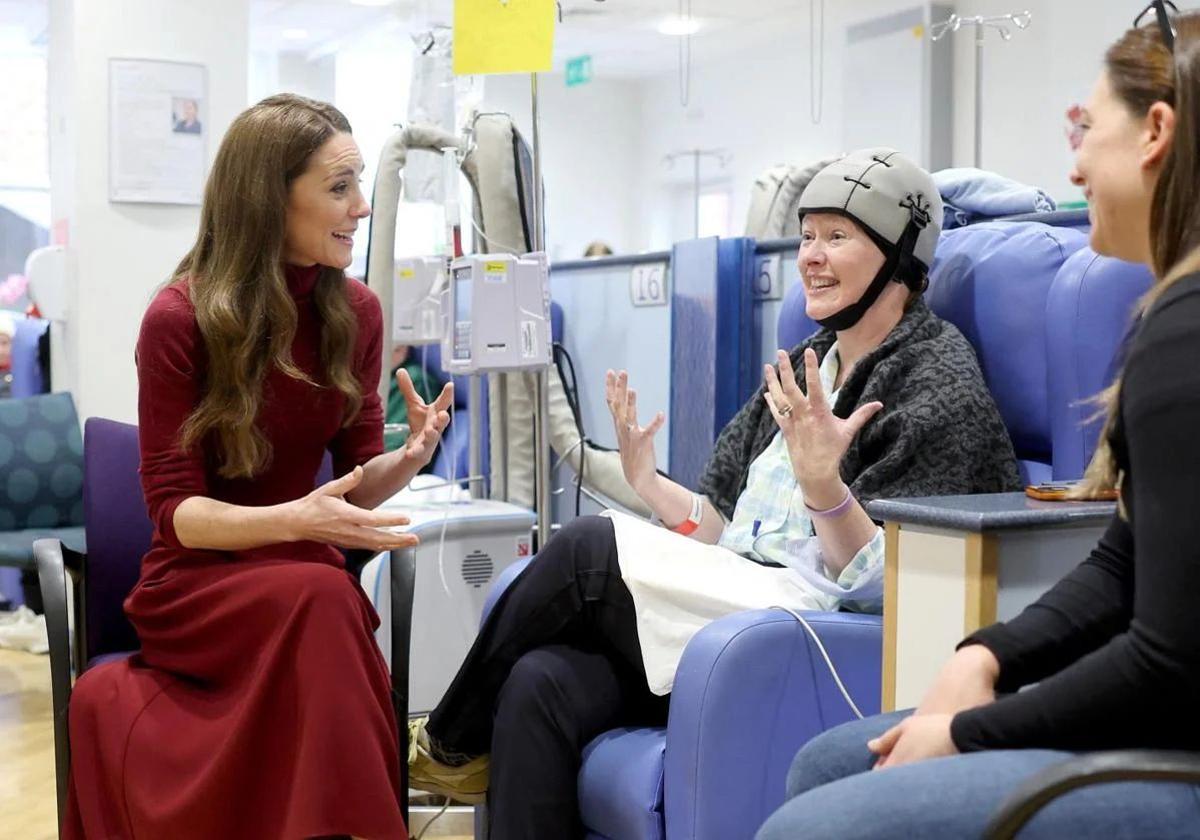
[1025,480,1118,502]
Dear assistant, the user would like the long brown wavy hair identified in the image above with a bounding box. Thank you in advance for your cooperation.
[1077,12,1200,498]
[173,94,364,479]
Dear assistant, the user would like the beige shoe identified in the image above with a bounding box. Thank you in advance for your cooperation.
[407,716,489,805]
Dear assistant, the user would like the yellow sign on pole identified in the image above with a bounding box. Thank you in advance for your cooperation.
[453,0,557,76]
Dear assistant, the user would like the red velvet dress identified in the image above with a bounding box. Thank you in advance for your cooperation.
[64,264,407,839]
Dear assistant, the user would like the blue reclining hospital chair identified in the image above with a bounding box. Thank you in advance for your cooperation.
[475,221,1155,840]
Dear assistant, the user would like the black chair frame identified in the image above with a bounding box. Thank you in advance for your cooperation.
[984,750,1200,839]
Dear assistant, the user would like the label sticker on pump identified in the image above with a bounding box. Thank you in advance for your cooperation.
[484,261,507,282]
[520,321,537,359]
[398,267,415,280]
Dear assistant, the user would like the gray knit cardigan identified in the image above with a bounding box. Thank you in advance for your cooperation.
[697,300,1022,520]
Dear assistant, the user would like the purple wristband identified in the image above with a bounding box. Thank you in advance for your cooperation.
[804,487,854,519]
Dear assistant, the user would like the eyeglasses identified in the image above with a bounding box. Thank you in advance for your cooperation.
[1134,0,1178,52]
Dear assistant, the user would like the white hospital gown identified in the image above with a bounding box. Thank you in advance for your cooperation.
[610,343,885,695]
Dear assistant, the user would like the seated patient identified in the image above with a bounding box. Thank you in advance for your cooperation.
[757,12,1200,840]
[410,149,1022,839]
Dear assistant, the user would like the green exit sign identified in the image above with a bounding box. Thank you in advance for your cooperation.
[565,55,592,87]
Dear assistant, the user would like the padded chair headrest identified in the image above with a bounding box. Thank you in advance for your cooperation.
[777,280,819,352]
[928,222,1088,461]
[1047,247,1153,479]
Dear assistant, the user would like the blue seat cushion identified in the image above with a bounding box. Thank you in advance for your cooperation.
[579,727,666,840]
[0,526,86,567]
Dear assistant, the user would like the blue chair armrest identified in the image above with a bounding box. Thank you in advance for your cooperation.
[664,609,883,840]
[482,556,532,623]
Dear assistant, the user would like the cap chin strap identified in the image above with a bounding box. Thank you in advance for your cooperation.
[813,205,929,332]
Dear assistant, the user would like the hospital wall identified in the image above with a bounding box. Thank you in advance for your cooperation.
[47,0,249,423]
[951,0,1138,203]
[482,0,1142,259]
[482,74,645,261]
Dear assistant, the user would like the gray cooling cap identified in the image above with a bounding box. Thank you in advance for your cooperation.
[796,148,943,270]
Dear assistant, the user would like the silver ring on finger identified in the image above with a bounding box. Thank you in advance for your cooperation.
[777,402,794,418]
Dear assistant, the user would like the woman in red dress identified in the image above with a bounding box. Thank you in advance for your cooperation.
[64,94,450,839]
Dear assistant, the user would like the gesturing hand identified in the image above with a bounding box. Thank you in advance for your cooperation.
[396,369,453,468]
[763,348,883,494]
[605,369,665,496]
[288,466,420,552]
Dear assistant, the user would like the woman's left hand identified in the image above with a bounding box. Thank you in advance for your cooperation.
[395,369,453,468]
[763,348,883,501]
[867,713,958,770]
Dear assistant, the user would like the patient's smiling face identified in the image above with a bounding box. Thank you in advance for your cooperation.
[798,213,888,323]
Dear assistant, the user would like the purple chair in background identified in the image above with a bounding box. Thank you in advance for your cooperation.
[34,418,152,827]
[35,418,418,833]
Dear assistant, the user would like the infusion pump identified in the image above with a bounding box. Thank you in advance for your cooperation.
[392,256,446,345]
[441,252,552,375]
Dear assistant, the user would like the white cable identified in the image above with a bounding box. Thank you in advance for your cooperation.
[550,437,585,474]
[466,211,527,255]
[434,400,456,598]
[412,796,452,840]
[404,473,489,492]
[768,605,864,720]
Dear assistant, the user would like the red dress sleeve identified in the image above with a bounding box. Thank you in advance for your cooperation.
[328,279,385,479]
[136,284,209,548]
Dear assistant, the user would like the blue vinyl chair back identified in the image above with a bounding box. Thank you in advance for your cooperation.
[776,282,819,353]
[1047,248,1153,479]
[928,222,1089,484]
[10,317,49,398]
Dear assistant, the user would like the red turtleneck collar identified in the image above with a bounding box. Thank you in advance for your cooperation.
[284,262,322,298]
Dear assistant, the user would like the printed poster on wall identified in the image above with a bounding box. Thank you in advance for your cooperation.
[108,59,207,205]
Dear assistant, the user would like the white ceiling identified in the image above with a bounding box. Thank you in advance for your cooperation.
[251,0,812,78]
[0,0,819,79]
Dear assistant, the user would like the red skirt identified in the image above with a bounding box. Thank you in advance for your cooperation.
[63,558,408,839]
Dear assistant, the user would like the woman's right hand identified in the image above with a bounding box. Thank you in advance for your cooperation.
[914,644,1000,717]
[605,369,665,496]
[285,466,420,552]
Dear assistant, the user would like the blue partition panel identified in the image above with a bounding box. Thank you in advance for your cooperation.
[669,237,756,490]
[549,260,673,465]
[720,238,760,413]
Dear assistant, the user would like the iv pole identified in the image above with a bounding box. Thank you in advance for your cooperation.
[663,148,731,238]
[930,11,1032,168]
[530,71,553,549]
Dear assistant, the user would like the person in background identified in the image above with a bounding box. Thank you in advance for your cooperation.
[387,343,446,452]
[583,240,614,257]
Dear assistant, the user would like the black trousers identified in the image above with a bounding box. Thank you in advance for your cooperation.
[427,515,670,839]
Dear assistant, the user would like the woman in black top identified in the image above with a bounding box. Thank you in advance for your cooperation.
[757,7,1200,839]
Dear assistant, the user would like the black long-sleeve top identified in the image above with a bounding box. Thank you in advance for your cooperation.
[950,271,1200,752]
